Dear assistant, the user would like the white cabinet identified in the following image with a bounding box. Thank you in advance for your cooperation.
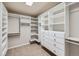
[39,3,69,56]
[0,3,8,56]
[20,15,31,44]
[53,32,65,56]
[30,17,38,42]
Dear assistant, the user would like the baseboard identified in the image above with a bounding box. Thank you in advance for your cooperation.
[41,46,56,56]
[8,43,30,49]
[30,41,40,45]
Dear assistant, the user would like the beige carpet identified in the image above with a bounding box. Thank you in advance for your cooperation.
[6,44,50,56]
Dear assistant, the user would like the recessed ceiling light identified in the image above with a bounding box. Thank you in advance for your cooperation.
[25,2,33,6]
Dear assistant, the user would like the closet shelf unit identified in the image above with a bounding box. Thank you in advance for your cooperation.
[39,3,70,56]
[31,17,39,42]
[0,3,8,56]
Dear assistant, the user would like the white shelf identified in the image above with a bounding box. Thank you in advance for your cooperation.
[53,22,64,25]
[2,39,7,49]
[0,3,8,56]
[31,17,38,42]
[2,29,7,35]
[31,25,38,26]
[31,17,38,20]
[66,2,77,6]
[66,37,79,42]
[54,12,64,18]
[31,33,38,35]
[30,39,37,41]
[2,25,7,29]
[31,21,38,22]
[2,47,7,56]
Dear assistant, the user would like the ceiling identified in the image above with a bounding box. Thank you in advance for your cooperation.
[4,2,59,17]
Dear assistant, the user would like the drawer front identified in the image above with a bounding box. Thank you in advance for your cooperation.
[49,31,54,37]
[55,42,64,51]
[42,41,50,50]
[55,32,65,38]
[56,47,64,56]
[54,37,65,44]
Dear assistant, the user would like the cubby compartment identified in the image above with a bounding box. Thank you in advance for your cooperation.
[53,24,64,32]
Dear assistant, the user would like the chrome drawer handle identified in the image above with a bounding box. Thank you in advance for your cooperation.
[54,34,55,36]
[54,44,56,46]
[54,39,56,41]
[53,50,56,53]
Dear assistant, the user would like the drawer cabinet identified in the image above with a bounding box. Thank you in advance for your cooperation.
[41,31,65,56]
[55,32,65,38]
[55,47,64,56]
[54,42,64,51]
[54,37,64,44]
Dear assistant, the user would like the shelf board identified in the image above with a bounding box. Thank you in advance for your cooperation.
[66,36,79,45]
[8,33,20,37]
[54,12,64,18]
[66,2,77,6]
[2,25,7,29]
[66,37,79,43]
[31,29,38,31]
[31,17,38,20]
[2,47,7,56]
[31,33,38,35]
[53,22,64,25]
[2,29,7,33]
[41,24,48,26]
[30,39,38,41]
[31,21,38,23]
[2,39,7,49]
[31,25,38,26]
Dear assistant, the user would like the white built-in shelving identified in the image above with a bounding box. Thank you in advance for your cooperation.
[0,3,8,56]
[30,17,39,42]
[39,2,79,56]
[39,3,69,56]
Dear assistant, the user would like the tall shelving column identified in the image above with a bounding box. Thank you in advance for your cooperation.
[38,15,41,42]
[40,11,50,50]
[0,3,8,56]
[30,17,38,42]
[49,3,69,56]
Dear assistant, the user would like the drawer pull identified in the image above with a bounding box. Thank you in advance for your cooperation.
[53,50,56,53]
[54,39,56,41]
[54,44,56,46]
[54,34,55,36]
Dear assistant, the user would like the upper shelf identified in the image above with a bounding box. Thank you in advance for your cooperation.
[66,37,79,45]
[66,37,79,42]
[8,33,20,37]
[66,2,78,6]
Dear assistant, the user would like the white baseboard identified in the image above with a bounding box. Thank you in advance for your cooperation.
[8,43,30,49]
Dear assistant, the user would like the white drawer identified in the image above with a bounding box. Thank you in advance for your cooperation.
[55,42,64,51]
[55,32,65,38]
[56,47,64,56]
[42,41,49,49]
[54,37,65,44]
[49,31,54,36]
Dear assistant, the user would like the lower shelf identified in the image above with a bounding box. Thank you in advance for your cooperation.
[8,33,20,37]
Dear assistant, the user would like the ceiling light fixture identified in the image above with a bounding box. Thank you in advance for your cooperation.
[25,1,33,6]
